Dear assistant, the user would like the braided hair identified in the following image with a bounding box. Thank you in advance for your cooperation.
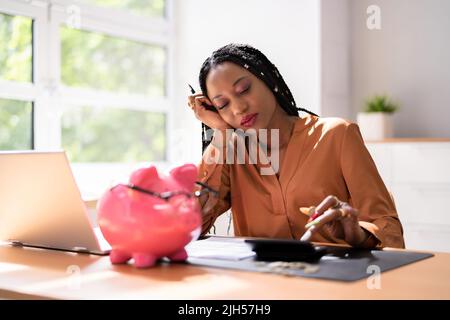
[199,43,319,153]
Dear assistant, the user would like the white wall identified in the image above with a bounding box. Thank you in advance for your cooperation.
[351,0,450,137]
[320,0,351,120]
[172,0,321,165]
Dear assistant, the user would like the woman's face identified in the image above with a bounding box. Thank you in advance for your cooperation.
[206,62,278,130]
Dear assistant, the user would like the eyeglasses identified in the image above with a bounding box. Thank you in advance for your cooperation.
[110,181,219,201]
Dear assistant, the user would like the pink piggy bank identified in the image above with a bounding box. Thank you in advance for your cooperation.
[97,164,202,268]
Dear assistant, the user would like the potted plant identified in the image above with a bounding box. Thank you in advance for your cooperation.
[357,94,399,141]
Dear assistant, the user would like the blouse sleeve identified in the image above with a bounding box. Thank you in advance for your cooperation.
[340,123,405,248]
[196,130,232,236]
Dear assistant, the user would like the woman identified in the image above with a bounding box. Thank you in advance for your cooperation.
[188,43,404,248]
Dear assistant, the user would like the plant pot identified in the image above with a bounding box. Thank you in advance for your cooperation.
[356,112,394,141]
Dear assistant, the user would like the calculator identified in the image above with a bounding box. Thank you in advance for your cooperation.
[244,238,328,262]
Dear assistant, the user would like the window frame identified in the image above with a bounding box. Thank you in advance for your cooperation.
[0,0,175,197]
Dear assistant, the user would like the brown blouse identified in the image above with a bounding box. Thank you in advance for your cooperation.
[196,115,405,248]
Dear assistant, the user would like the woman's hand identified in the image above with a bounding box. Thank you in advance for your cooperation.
[187,93,231,130]
[300,195,373,247]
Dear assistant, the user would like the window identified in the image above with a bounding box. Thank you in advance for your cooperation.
[0,12,33,151]
[61,106,166,162]
[81,0,165,17]
[0,98,33,150]
[0,13,33,83]
[0,0,173,196]
[60,27,166,96]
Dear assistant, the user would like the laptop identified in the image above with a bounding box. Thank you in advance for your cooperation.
[0,151,111,255]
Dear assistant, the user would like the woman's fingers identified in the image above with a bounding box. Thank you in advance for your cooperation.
[339,203,359,220]
[306,195,341,222]
[301,205,359,241]
[315,195,341,214]
[300,228,314,242]
[187,93,231,130]
[187,94,220,125]
[187,93,201,109]
[339,205,364,244]
[193,96,212,116]
[188,94,213,111]
[305,208,342,230]
[300,195,363,243]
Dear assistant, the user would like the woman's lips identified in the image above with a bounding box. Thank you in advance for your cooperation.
[241,113,258,127]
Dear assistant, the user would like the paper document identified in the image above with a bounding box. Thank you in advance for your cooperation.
[186,237,256,261]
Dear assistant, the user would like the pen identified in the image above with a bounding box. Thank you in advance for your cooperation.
[188,84,195,95]
[188,83,216,112]
[299,206,320,221]
[299,206,321,242]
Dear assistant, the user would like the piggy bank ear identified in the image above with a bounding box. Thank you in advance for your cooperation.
[170,164,198,191]
[129,166,160,188]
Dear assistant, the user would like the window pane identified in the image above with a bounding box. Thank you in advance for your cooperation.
[82,0,165,17]
[61,27,166,96]
[0,98,33,150]
[61,106,166,162]
[0,13,33,82]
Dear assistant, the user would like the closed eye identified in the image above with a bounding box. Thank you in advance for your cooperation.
[239,86,250,94]
[218,86,251,110]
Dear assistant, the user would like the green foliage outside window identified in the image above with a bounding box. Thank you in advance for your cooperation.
[0,9,168,162]
[0,98,32,150]
[62,106,166,162]
[0,13,32,82]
